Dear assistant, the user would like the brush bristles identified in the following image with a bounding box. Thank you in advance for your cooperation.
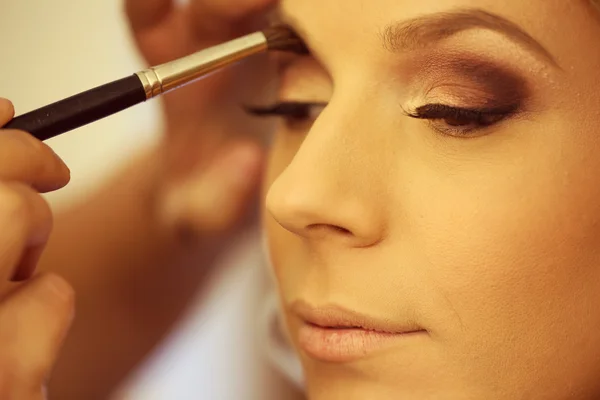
[263,25,309,54]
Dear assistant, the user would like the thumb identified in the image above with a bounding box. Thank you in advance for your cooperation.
[0,273,75,399]
[160,142,264,237]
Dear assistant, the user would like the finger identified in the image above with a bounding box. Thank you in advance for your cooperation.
[0,182,53,282]
[12,246,46,283]
[125,0,175,33]
[0,273,74,398]
[0,99,15,127]
[0,130,70,193]
[189,0,278,37]
[160,141,264,237]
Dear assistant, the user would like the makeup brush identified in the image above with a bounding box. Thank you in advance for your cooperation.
[4,26,307,142]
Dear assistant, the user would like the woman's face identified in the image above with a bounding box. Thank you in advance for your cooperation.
[260,1,600,399]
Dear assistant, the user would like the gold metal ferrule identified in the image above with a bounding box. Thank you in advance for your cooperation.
[135,32,268,99]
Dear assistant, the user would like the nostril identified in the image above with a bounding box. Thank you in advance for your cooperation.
[307,224,352,235]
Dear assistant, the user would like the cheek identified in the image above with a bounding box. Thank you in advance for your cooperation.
[416,183,600,335]
[403,120,600,387]
[403,116,600,317]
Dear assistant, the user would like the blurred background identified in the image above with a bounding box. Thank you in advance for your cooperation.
[0,0,282,398]
[2,0,160,208]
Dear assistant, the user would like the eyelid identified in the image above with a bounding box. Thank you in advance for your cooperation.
[404,54,532,104]
[422,83,515,109]
[408,103,519,117]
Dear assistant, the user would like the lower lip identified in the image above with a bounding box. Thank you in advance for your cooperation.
[298,323,422,363]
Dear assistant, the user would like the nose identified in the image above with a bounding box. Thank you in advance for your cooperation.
[266,108,386,248]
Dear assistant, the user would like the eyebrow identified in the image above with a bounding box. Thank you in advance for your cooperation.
[381,9,559,68]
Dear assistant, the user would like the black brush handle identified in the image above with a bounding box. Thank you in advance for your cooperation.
[4,74,147,141]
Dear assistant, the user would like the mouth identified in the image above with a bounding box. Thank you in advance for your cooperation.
[291,301,427,363]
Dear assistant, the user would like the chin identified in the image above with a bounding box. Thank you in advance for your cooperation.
[302,374,473,400]
[297,342,458,400]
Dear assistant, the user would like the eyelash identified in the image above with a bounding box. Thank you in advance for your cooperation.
[245,102,326,127]
[406,103,518,136]
[245,102,517,137]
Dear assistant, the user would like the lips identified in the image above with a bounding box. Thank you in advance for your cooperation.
[291,301,420,334]
[291,301,426,363]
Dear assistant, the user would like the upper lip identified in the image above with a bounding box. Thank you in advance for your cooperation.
[290,300,425,334]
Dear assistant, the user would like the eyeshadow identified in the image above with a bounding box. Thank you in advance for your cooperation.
[439,59,527,100]
[407,52,531,109]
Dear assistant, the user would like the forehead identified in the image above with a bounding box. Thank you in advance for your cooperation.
[278,0,592,67]
[279,0,572,28]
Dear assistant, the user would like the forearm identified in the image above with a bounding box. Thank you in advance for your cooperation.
[41,148,220,399]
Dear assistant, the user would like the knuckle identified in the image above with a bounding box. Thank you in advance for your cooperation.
[202,210,238,233]
[190,203,240,235]
[172,210,234,241]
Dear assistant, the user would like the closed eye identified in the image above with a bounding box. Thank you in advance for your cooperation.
[406,103,519,137]
[244,102,326,125]
[245,101,519,137]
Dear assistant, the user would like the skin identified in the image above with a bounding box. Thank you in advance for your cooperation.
[262,0,600,399]
[0,97,74,399]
